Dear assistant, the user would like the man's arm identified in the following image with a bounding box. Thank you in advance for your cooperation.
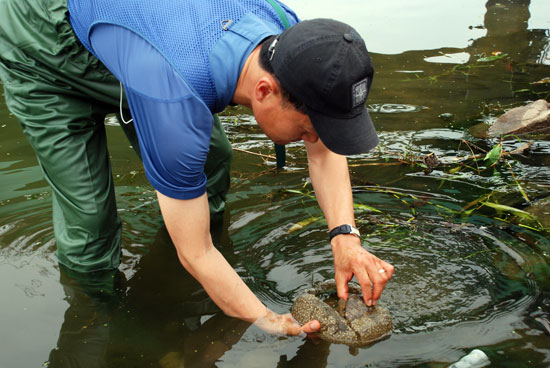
[156,191,320,334]
[305,140,394,306]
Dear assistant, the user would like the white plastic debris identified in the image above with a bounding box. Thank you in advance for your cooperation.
[449,349,490,368]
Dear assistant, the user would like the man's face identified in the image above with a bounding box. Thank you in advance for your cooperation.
[253,98,319,146]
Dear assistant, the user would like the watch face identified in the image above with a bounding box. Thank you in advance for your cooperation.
[342,224,352,233]
[329,224,360,241]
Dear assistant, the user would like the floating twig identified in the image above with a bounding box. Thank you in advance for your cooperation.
[232,147,276,161]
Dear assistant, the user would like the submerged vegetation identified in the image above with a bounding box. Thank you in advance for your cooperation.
[281,134,548,235]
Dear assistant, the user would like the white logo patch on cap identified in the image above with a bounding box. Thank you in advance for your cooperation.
[352,78,368,108]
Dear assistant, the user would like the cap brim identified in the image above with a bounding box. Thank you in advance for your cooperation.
[308,107,379,156]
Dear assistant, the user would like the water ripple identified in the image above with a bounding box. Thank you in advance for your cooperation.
[369,103,427,114]
[229,184,540,338]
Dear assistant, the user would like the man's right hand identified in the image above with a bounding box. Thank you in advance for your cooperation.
[157,191,321,338]
[253,309,320,337]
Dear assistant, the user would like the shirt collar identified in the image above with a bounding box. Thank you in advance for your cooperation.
[209,13,284,113]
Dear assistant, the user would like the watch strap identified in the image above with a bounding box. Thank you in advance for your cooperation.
[329,224,360,242]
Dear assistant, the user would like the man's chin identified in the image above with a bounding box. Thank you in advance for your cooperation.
[271,139,289,145]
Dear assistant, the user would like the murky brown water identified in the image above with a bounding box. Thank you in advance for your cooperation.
[1,1,550,367]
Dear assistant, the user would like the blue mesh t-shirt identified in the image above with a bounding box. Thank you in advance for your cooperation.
[67,0,298,199]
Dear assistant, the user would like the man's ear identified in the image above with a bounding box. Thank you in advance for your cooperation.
[254,75,280,103]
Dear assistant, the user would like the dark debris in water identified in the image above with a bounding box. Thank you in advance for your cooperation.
[422,152,441,174]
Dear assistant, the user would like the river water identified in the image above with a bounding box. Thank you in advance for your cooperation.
[1,1,550,367]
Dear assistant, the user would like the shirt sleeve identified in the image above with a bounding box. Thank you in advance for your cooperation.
[89,23,212,200]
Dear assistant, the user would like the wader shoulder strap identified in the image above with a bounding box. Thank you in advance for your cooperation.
[265,0,290,169]
[265,0,291,29]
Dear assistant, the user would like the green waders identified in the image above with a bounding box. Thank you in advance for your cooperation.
[0,0,233,272]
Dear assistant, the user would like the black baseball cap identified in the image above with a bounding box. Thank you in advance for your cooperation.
[268,19,378,155]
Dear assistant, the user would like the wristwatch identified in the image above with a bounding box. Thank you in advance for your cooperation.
[329,224,360,242]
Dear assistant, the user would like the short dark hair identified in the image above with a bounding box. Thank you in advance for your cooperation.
[259,36,307,114]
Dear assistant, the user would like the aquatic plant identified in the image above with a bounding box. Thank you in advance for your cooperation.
[283,135,547,235]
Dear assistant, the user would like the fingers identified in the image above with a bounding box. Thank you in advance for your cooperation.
[281,316,320,338]
[301,320,321,334]
[351,257,394,306]
[281,314,305,337]
[354,266,374,306]
[284,323,304,337]
[335,272,350,301]
[371,262,394,304]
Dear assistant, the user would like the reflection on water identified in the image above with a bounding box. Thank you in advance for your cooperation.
[424,52,471,64]
[1,0,550,367]
[283,0,488,54]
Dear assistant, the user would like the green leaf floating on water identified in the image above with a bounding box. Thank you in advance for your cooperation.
[288,216,323,233]
[286,189,306,195]
[449,166,463,174]
[354,203,382,213]
[477,53,508,62]
[285,189,315,200]
[480,201,538,221]
[531,77,550,85]
[288,203,380,233]
[484,143,502,167]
